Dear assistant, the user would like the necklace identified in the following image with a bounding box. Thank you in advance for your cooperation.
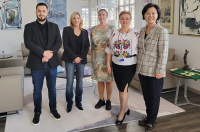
[74,28,81,36]
[118,28,130,40]
[119,28,130,33]
[98,24,108,29]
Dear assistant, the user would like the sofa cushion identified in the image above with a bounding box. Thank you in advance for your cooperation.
[21,43,29,57]
[87,55,91,63]
[23,57,28,68]
[168,48,175,61]
[133,74,139,81]
[88,49,91,56]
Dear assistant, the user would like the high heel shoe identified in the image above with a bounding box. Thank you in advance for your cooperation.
[115,114,126,125]
[117,109,130,117]
[126,109,130,115]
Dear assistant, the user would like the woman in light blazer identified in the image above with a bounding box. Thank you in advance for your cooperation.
[136,3,169,132]
[61,12,90,113]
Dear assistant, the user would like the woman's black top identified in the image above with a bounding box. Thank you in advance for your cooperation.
[145,33,148,39]
[75,32,82,55]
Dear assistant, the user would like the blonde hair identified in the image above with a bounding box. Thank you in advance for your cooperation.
[70,12,83,30]
[119,11,132,20]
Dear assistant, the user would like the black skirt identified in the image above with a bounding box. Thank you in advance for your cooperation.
[112,62,136,92]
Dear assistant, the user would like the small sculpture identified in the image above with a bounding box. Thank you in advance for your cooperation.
[2,50,5,58]
[182,49,190,70]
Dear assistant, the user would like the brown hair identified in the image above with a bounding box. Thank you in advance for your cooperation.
[119,11,132,20]
[98,9,108,16]
[70,12,83,30]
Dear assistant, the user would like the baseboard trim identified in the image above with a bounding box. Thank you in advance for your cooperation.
[184,85,200,95]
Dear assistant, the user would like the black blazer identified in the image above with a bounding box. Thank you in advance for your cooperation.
[24,21,62,70]
[61,26,90,64]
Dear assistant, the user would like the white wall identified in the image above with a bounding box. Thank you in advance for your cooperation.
[0,0,81,57]
[1,0,200,91]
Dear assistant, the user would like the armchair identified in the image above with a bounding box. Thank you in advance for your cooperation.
[0,58,24,113]
[18,43,65,74]
[17,43,31,75]
[131,48,183,91]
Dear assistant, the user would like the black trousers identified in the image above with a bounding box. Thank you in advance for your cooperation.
[138,74,164,124]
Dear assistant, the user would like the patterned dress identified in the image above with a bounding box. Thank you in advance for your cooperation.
[90,25,115,82]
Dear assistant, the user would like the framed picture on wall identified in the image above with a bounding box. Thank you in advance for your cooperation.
[179,0,200,36]
[158,0,174,34]
[143,0,152,6]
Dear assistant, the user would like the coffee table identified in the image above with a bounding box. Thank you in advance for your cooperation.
[170,70,200,107]
[0,54,13,59]
[57,66,95,90]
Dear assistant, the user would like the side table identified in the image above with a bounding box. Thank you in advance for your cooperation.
[170,71,200,106]
[57,66,95,90]
[0,54,13,59]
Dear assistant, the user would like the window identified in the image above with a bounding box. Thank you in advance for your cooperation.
[98,0,118,21]
[81,0,135,29]
[119,0,135,28]
[81,0,98,29]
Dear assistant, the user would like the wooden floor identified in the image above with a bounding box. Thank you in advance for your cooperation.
[1,88,200,132]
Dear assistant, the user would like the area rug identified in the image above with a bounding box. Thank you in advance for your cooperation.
[4,76,184,132]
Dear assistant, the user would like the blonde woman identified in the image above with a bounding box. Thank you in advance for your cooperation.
[61,12,90,113]
[106,11,139,125]
[90,9,115,110]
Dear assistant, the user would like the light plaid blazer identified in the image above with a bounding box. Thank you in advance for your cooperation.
[136,23,169,77]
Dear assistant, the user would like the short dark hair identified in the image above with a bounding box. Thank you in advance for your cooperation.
[36,3,48,10]
[142,3,161,21]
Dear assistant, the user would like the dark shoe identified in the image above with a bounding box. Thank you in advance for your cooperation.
[105,100,112,110]
[76,105,83,110]
[95,99,105,109]
[138,117,157,125]
[67,108,71,113]
[50,109,61,120]
[32,112,40,126]
[126,109,130,115]
[115,114,126,125]
[138,117,147,125]
[117,109,130,117]
[145,123,155,132]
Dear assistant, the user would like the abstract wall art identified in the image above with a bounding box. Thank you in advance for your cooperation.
[0,0,22,30]
[37,0,67,30]
[179,0,200,36]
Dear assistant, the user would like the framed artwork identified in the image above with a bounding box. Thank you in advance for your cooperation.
[37,0,67,30]
[158,0,174,34]
[143,0,152,6]
[179,0,200,36]
[0,0,22,30]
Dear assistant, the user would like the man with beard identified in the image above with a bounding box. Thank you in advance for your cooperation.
[24,3,62,125]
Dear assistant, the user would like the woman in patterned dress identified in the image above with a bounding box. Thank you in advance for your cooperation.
[90,9,115,110]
